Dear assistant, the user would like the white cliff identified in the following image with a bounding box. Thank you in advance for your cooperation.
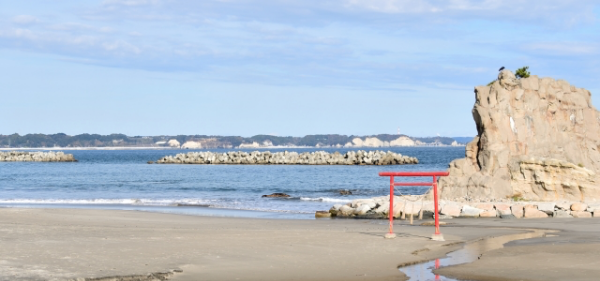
[181,141,202,149]
[167,139,180,148]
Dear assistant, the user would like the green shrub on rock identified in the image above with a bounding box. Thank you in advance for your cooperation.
[515,66,530,79]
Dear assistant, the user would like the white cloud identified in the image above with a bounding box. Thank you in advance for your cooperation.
[1,0,598,91]
[343,0,595,24]
[523,42,598,56]
[47,23,114,34]
[102,0,161,6]
[344,0,439,13]
[102,40,141,54]
[0,28,37,40]
[12,15,39,25]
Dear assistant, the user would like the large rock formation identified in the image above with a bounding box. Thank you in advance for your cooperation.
[440,70,600,202]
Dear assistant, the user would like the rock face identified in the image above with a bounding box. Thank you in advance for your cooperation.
[440,70,600,201]
[156,150,418,165]
[0,151,76,162]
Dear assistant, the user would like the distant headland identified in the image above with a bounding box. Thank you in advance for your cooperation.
[0,133,468,149]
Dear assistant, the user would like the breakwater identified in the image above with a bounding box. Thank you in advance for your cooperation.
[156,150,418,165]
[325,196,600,219]
[0,151,77,162]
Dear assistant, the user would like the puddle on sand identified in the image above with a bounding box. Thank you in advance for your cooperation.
[398,229,548,281]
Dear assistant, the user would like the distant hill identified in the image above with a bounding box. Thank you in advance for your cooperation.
[452,137,475,144]
[0,133,465,149]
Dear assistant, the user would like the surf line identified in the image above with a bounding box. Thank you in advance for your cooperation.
[398,228,555,281]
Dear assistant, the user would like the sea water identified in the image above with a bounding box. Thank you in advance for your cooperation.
[0,147,463,218]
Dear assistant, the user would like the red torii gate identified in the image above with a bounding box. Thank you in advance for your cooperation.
[378,171,449,241]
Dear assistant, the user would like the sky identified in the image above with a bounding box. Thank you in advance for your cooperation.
[1,1,599,137]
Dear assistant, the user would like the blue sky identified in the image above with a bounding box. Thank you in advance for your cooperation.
[1,0,599,137]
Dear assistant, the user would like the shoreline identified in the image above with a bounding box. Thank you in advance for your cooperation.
[433,219,600,281]
[0,145,464,151]
[1,208,599,280]
[0,203,316,219]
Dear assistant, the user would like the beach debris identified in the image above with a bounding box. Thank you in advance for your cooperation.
[261,193,291,198]
[0,151,77,162]
[155,150,418,165]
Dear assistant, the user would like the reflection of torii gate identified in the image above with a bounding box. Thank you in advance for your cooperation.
[378,171,449,241]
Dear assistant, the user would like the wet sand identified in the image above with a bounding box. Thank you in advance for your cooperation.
[0,208,599,281]
[434,218,600,281]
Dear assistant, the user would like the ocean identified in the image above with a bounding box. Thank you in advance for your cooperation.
[0,147,464,218]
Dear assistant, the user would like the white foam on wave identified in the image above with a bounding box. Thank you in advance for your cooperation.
[0,198,317,214]
[0,197,346,215]
[299,197,351,203]
[0,198,212,206]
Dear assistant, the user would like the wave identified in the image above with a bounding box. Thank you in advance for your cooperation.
[299,197,351,203]
[0,198,212,206]
[0,198,318,214]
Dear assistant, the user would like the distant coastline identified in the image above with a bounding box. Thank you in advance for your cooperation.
[0,146,177,151]
[0,144,464,151]
[0,133,470,150]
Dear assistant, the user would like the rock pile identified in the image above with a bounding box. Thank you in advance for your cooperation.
[156,150,418,165]
[0,151,77,162]
[440,70,600,201]
[329,197,600,219]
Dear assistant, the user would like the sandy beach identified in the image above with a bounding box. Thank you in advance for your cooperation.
[0,208,599,281]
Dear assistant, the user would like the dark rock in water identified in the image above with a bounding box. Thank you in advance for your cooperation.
[262,193,291,198]
[315,211,331,218]
[147,161,154,164]
[339,189,352,195]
